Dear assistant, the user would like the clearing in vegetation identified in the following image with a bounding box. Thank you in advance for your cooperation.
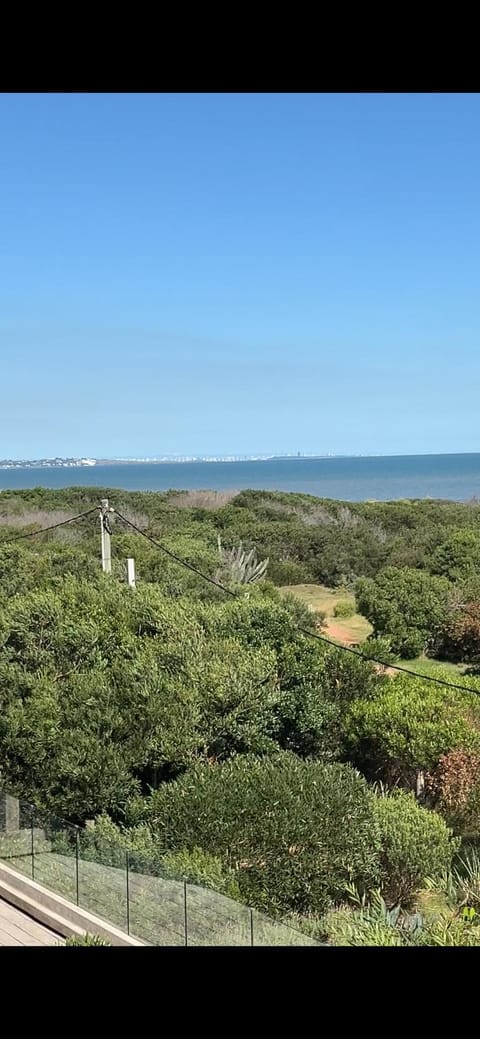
[280,583,468,678]
[280,583,372,644]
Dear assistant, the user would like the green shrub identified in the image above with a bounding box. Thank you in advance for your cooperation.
[159,847,242,900]
[333,600,355,619]
[358,635,399,664]
[355,567,450,657]
[430,530,480,583]
[78,815,163,874]
[268,560,312,586]
[313,643,383,704]
[344,677,480,784]
[373,790,459,906]
[276,591,324,632]
[140,753,381,917]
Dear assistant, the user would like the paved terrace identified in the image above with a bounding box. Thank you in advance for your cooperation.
[0,898,62,945]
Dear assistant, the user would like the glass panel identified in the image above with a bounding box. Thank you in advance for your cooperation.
[251,907,319,946]
[30,809,78,904]
[126,853,185,946]
[77,836,128,933]
[185,884,251,946]
[0,795,34,880]
[0,790,321,947]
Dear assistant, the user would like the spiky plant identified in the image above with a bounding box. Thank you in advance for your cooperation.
[216,536,269,585]
[64,933,111,946]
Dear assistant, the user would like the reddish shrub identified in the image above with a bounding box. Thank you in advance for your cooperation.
[427,750,480,835]
[434,601,480,663]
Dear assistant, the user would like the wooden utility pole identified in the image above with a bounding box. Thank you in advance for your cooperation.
[100,498,112,573]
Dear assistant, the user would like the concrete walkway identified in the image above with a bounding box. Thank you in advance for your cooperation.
[0,898,63,945]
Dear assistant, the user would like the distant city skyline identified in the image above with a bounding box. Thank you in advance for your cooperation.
[0,451,353,469]
[2,448,480,471]
[1,93,480,457]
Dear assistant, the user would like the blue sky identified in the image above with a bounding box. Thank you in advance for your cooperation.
[1,92,479,458]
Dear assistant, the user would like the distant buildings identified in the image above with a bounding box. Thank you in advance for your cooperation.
[0,453,343,469]
[0,458,97,469]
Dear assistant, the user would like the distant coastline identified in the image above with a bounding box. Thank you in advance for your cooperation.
[0,454,480,502]
[96,454,344,466]
[0,453,349,470]
[2,451,480,471]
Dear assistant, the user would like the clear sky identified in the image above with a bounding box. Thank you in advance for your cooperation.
[1,92,480,458]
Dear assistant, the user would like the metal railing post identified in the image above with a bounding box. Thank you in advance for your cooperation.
[126,851,130,935]
[75,829,80,905]
[30,809,35,881]
[184,879,188,947]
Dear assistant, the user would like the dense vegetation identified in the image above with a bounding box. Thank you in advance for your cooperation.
[3,485,480,943]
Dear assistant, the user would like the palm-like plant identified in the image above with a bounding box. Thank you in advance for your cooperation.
[216,536,269,585]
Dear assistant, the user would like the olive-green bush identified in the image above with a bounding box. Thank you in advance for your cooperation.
[139,753,382,916]
[333,600,355,619]
[344,677,480,784]
[159,847,242,900]
[373,790,459,905]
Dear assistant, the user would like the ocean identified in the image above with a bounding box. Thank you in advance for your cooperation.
[1,453,480,502]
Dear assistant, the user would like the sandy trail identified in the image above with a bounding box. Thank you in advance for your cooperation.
[324,621,359,645]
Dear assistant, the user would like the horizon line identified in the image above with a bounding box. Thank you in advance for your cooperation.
[2,449,480,465]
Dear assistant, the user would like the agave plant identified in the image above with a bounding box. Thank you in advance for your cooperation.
[451,849,480,909]
[216,536,269,585]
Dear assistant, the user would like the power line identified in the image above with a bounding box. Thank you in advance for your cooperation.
[114,509,238,597]
[0,507,99,545]
[2,498,472,690]
[2,499,474,696]
[113,507,480,696]
[296,627,480,694]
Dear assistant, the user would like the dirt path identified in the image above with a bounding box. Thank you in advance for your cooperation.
[324,621,359,646]
[323,622,397,676]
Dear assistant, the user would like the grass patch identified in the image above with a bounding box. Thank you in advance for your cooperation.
[280,584,473,672]
[280,584,372,644]
[398,656,468,678]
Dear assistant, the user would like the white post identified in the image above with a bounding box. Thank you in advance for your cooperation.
[126,557,136,588]
[416,770,425,800]
[100,498,112,573]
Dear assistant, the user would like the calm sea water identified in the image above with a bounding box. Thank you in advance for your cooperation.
[1,454,480,502]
